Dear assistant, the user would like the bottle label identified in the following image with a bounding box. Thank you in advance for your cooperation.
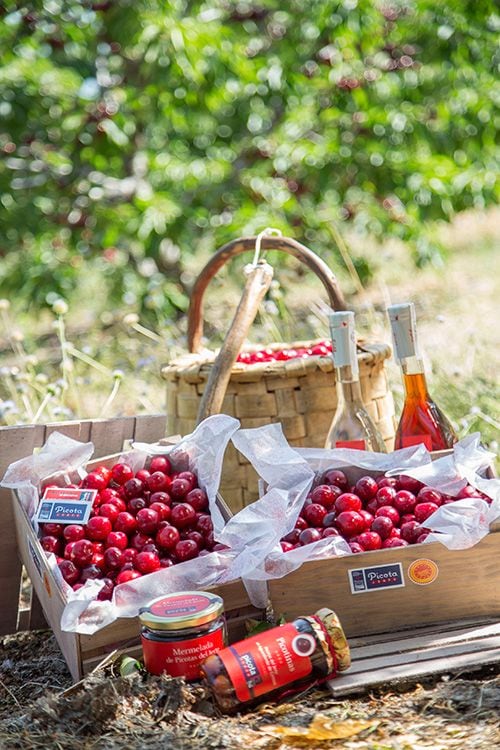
[387,303,419,361]
[217,623,314,702]
[335,440,366,450]
[401,435,433,450]
[329,311,359,377]
[141,626,226,680]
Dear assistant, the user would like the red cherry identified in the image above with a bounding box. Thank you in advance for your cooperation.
[41,536,62,555]
[99,503,120,524]
[122,548,138,565]
[298,528,322,545]
[375,505,400,525]
[170,503,197,528]
[99,488,120,504]
[149,502,171,522]
[104,547,125,570]
[136,508,160,535]
[70,539,94,567]
[111,464,134,485]
[354,476,378,501]
[310,485,339,509]
[376,486,396,506]
[456,484,480,499]
[282,529,301,544]
[394,490,417,514]
[390,527,401,538]
[186,488,209,512]
[414,502,439,523]
[303,503,328,526]
[400,521,423,544]
[82,472,108,491]
[149,491,171,507]
[377,476,397,489]
[322,527,340,538]
[175,539,199,562]
[63,524,85,543]
[116,569,142,584]
[105,531,128,550]
[107,497,127,513]
[97,578,114,601]
[417,487,443,506]
[370,516,394,539]
[416,532,430,543]
[130,532,153,550]
[383,538,409,548]
[91,551,106,571]
[114,512,137,535]
[335,511,365,537]
[146,471,171,493]
[64,541,76,560]
[280,541,295,552]
[127,496,147,515]
[92,542,104,554]
[42,523,63,536]
[400,513,416,525]
[156,524,181,550]
[185,531,204,549]
[195,514,213,535]
[334,493,362,513]
[149,456,172,474]
[58,559,80,585]
[160,557,174,568]
[135,469,151,484]
[357,531,382,551]
[123,478,145,500]
[349,542,364,553]
[396,475,423,494]
[94,465,112,483]
[294,516,308,531]
[135,550,161,574]
[170,478,191,500]
[87,516,112,541]
[177,471,197,491]
[321,469,349,490]
[358,509,374,530]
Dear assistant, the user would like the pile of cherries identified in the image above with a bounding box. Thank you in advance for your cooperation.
[280,468,492,554]
[39,456,222,600]
[237,340,332,365]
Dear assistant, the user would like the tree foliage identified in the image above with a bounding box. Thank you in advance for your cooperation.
[0,0,498,317]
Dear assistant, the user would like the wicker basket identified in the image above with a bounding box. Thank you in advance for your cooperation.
[162,235,395,512]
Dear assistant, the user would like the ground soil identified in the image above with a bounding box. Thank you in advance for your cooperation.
[0,629,498,749]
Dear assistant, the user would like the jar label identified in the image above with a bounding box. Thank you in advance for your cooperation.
[335,440,366,450]
[401,434,433,450]
[217,623,314,702]
[142,626,226,680]
[149,593,212,618]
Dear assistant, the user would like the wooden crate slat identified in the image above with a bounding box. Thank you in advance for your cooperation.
[329,627,500,697]
[43,420,92,444]
[0,424,45,635]
[89,417,135,457]
[132,414,167,443]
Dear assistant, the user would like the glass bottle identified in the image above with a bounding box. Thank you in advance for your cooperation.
[387,302,457,451]
[325,311,387,452]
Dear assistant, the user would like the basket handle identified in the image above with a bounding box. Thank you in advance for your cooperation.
[187,235,347,354]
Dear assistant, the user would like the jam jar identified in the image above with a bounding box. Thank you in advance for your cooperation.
[139,591,227,680]
[201,607,350,712]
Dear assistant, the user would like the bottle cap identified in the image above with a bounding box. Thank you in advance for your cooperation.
[328,310,358,377]
[387,303,419,361]
[315,608,351,672]
[139,591,224,631]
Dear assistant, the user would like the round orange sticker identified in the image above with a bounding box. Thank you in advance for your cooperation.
[408,559,439,585]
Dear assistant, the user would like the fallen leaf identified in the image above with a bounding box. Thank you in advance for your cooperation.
[261,715,378,742]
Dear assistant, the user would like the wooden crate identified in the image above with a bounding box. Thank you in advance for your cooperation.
[0,415,168,637]
[268,461,500,638]
[10,437,263,682]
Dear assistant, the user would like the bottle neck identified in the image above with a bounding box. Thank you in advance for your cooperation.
[336,366,364,404]
[400,357,430,400]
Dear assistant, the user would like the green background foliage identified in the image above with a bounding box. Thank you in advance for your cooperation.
[0,0,498,320]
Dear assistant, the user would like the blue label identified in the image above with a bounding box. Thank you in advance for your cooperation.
[348,562,404,594]
[36,500,92,525]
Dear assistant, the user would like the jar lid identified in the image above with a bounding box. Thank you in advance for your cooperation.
[139,591,224,631]
[314,608,351,672]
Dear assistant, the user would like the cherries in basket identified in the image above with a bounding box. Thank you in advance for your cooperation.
[280,469,492,554]
[237,340,332,365]
[40,457,224,600]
